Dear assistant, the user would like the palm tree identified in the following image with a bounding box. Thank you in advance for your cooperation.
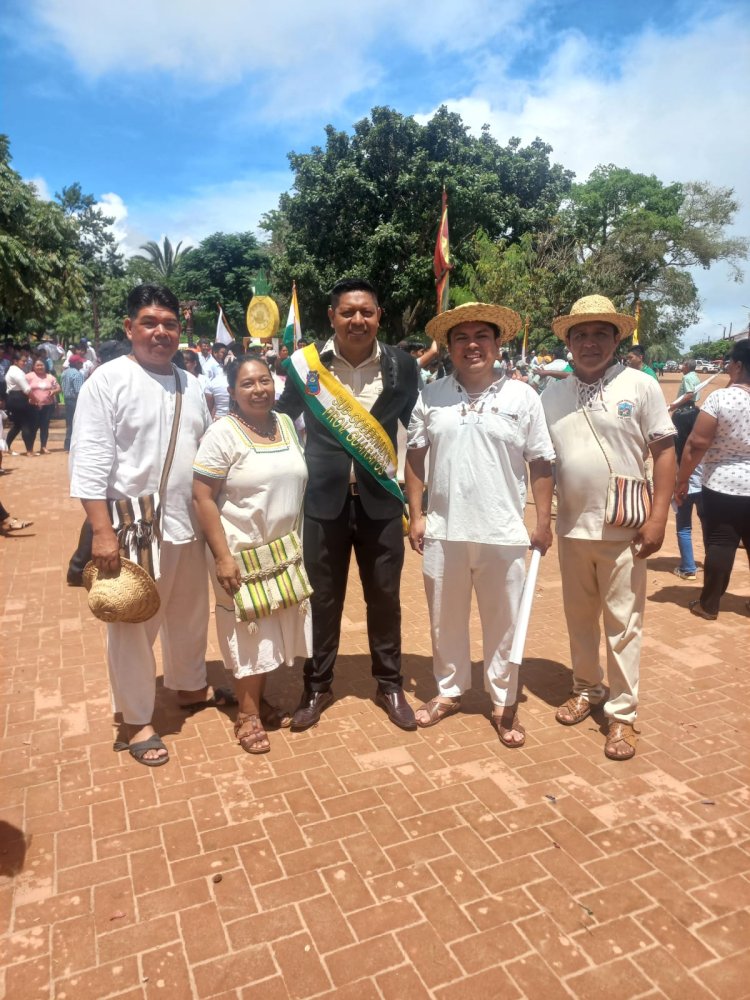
[137,236,191,280]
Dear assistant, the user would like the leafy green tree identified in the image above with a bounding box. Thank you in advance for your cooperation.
[457,229,583,352]
[137,236,192,282]
[688,338,736,360]
[462,164,747,357]
[52,257,155,345]
[174,231,270,333]
[563,166,747,353]
[262,106,573,338]
[0,135,86,336]
[56,182,124,341]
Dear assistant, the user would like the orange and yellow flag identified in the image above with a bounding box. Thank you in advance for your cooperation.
[433,187,452,314]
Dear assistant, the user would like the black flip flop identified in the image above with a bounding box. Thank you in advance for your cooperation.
[180,686,238,714]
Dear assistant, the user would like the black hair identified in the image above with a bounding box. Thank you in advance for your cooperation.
[226,353,272,391]
[181,350,201,369]
[99,339,131,364]
[126,284,180,321]
[730,339,750,377]
[629,344,646,359]
[330,277,379,310]
[211,342,228,356]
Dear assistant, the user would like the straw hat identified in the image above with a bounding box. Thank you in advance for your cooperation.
[83,559,160,623]
[425,302,522,347]
[551,295,636,341]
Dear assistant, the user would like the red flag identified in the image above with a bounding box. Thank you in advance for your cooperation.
[433,187,452,314]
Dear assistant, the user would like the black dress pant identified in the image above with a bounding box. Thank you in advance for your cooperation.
[6,391,35,452]
[302,494,405,693]
[35,404,55,448]
[700,486,750,615]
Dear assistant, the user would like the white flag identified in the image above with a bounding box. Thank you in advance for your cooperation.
[216,307,233,346]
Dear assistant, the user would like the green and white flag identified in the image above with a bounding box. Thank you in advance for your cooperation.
[284,282,302,352]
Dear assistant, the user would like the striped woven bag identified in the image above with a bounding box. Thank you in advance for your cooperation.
[232,531,313,630]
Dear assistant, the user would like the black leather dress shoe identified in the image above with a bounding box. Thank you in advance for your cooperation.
[290,689,334,731]
[375,688,417,731]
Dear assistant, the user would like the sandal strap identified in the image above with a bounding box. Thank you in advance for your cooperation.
[234,712,266,741]
[557,694,598,722]
[606,721,639,748]
[419,697,461,723]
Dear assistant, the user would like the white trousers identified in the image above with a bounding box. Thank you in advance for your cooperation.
[422,539,527,708]
[557,536,645,724]
[106,540,209,725]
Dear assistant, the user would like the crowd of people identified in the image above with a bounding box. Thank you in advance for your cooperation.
[4,279,749,764]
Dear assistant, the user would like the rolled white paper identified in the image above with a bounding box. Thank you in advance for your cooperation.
[509,547,542,666]
[670,372,719,409]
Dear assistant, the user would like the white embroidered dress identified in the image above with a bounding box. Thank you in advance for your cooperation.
[193,412,312,677]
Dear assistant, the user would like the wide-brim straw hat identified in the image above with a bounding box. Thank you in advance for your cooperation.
[425,302,522,347]
[83,558,160,623]
[551,295,637,341]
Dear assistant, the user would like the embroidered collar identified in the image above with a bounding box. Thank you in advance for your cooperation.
[574,363,623,409]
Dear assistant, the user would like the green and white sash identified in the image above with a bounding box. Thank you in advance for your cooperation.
[285,344,404,503]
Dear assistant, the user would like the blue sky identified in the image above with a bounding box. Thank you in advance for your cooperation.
[2,0,749,345]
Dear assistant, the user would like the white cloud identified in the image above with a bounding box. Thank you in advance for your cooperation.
[26,175,52,200]
[96,192,130,247]
[29,0,533,118]
[101,172,291,258]
[416,11,750,346]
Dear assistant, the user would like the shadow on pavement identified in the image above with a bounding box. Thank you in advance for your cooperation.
[0,821,29,877]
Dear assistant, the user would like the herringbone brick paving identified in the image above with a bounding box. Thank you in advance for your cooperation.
[1,374,749,998]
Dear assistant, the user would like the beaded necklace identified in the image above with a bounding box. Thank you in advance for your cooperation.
[232,410,278,440]
[453,374,505,422]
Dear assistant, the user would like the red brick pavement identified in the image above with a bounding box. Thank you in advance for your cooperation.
[1,380,749,999]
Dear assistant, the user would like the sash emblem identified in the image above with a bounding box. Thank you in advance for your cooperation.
[305,371,321,396]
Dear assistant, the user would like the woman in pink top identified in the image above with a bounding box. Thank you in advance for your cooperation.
[27,358,61,454]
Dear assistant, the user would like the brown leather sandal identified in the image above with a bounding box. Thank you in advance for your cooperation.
[604,721,639,761]
[234,713,270,754]
[555,694,601,726]
[491,705,526,748]
[415,696,461,728]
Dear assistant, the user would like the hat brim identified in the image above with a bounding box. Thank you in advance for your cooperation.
[426,303,522,347]
[84,558,160,623]
[551,312,636,341]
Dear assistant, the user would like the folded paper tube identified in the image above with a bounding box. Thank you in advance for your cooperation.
[509,547,542,666]
[670,372,719,409]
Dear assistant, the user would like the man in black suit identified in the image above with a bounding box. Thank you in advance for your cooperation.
[277,278,419,731]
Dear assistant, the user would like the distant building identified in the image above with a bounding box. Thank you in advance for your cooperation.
[730,324,749,342]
